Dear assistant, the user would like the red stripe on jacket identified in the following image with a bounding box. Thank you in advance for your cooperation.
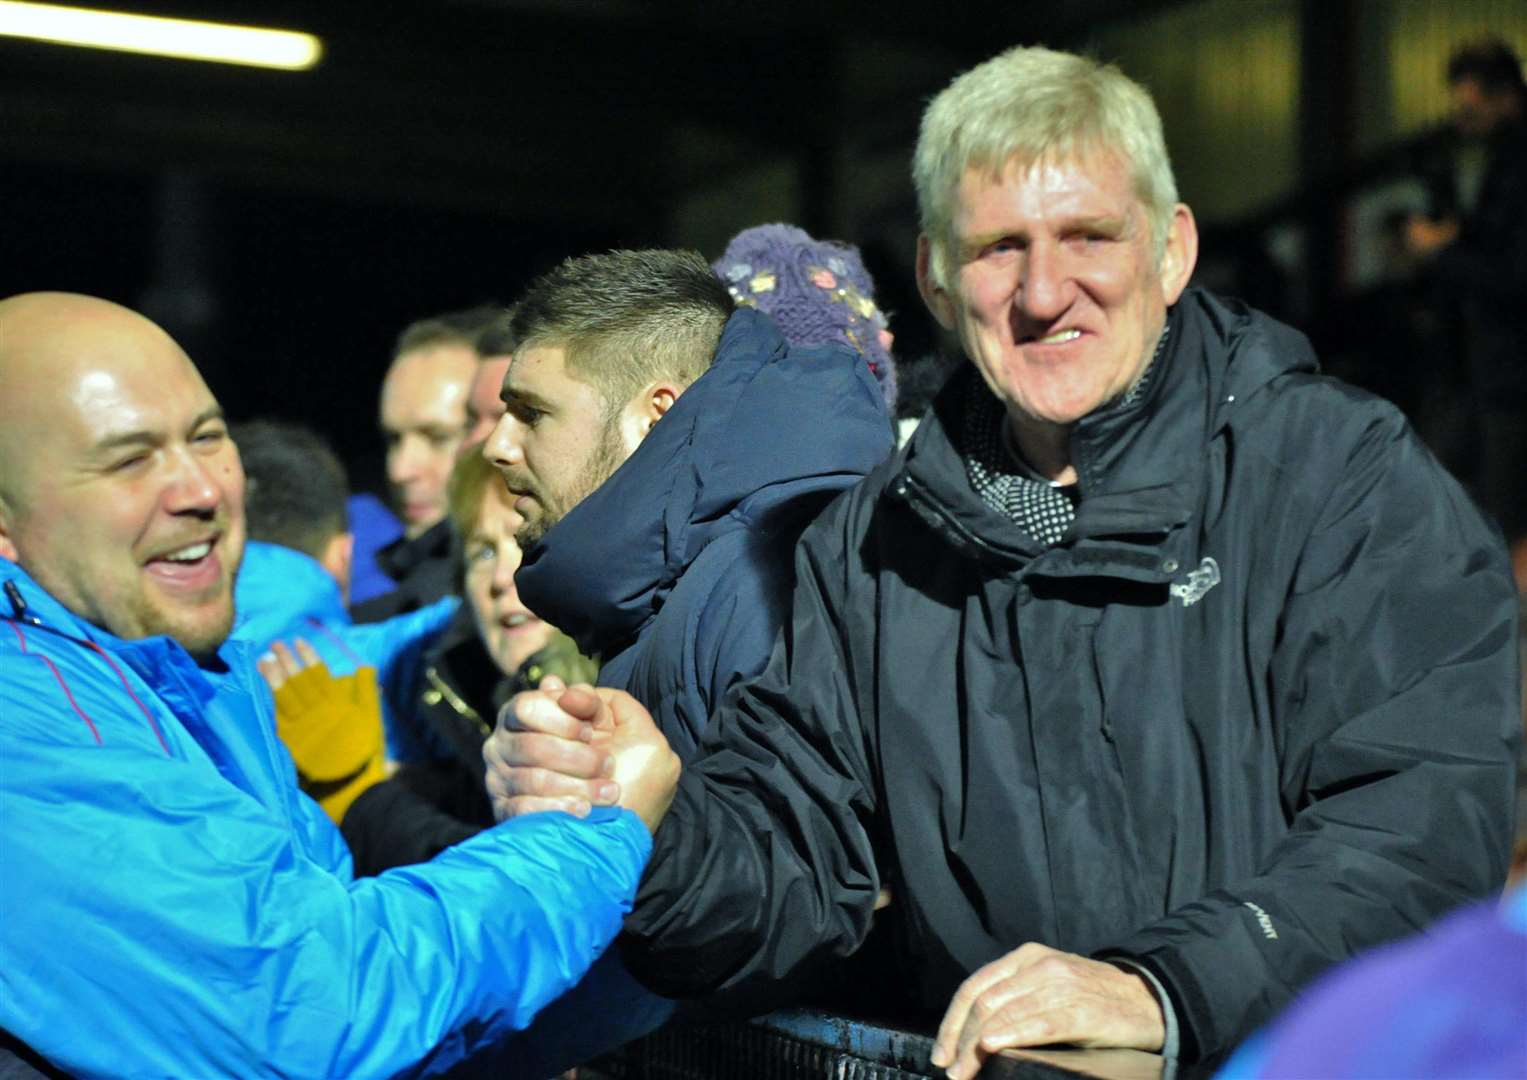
[7,618,103,745]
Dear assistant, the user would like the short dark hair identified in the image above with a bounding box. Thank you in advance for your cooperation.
[232,419,349,560]
[393,304,504,362]
[509,250,735,411]
[1447,39,1526,97]
[475,303,520,358]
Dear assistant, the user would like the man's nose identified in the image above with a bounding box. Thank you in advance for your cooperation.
[388,434,427,482]
[162,449,223,515]
[482,414,525,471]
[1018,242,1072,321]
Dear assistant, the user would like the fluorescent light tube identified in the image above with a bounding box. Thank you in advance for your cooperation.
[0,2,322,70]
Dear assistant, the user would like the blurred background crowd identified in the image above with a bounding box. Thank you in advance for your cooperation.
[3,0,1524,550]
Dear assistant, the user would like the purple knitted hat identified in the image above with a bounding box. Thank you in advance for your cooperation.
[713,223,897,413]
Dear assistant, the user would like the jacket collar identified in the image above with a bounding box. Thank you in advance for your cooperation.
[893,289,1317,579]
[0,557,223,699]
[376,517,454,582]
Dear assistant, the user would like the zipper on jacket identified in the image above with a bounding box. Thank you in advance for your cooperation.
[422,666,491,738]
[5,580,43,627]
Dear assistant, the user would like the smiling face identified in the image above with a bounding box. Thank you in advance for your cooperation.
[461,480,554,675]
[918,151,1197,439]
[482,344,640,548]
[0,294,246,660]
[380,343,476,538]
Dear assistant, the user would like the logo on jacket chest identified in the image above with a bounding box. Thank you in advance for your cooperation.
[1168,557,1221,607]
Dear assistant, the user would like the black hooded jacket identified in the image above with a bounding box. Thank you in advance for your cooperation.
[620,289,1521,1061]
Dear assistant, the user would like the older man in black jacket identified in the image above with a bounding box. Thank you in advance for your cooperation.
[486,45,1521,1076]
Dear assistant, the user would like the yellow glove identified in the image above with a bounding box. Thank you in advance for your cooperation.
[258,639,387,824]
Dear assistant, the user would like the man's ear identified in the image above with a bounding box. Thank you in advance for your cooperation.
[916,234,958,330]
[0,490,18,563]
[615,380,682,452]
[645,382,680,428]
[1158,204,1199,305]
[320,531,355,606]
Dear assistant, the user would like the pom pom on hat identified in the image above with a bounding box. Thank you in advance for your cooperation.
[714,223,897,413]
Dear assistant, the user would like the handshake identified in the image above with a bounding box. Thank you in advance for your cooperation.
[482,679,683,835]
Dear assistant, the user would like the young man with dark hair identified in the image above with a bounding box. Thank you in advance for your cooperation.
[228,417,456,817]
[234,418,352,593]
[475,246,892,1074]
[484,247,893,757]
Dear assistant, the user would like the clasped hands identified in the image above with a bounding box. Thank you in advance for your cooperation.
[482,679,679,834]
[481,682,1164,1077]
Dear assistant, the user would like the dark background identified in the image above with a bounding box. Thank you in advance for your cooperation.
[3,0,1524,495]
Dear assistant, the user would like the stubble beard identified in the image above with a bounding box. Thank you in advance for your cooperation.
[513,419,627,550]
[141,527,244,662]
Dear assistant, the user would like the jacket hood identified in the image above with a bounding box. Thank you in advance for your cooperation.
[231,540,348,648]
[1184,287,1320,420]
[897,288,1319,569]
[519,307,893,657]
[1068,288,1320,492]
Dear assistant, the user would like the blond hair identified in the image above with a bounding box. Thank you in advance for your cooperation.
[446,449,505,542]
[914,45,1179,287]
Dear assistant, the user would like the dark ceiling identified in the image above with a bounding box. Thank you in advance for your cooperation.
[1,0,1188,230]
[0,0,1187,491]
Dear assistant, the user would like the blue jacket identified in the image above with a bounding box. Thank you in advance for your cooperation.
[232,539,458,763]
[0,557,651,1079]
[347,492,406,606]
[519,307,894,759]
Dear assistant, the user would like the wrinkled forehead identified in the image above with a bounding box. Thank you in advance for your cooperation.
[964,143,1139,204]
[952,153,1143,233]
